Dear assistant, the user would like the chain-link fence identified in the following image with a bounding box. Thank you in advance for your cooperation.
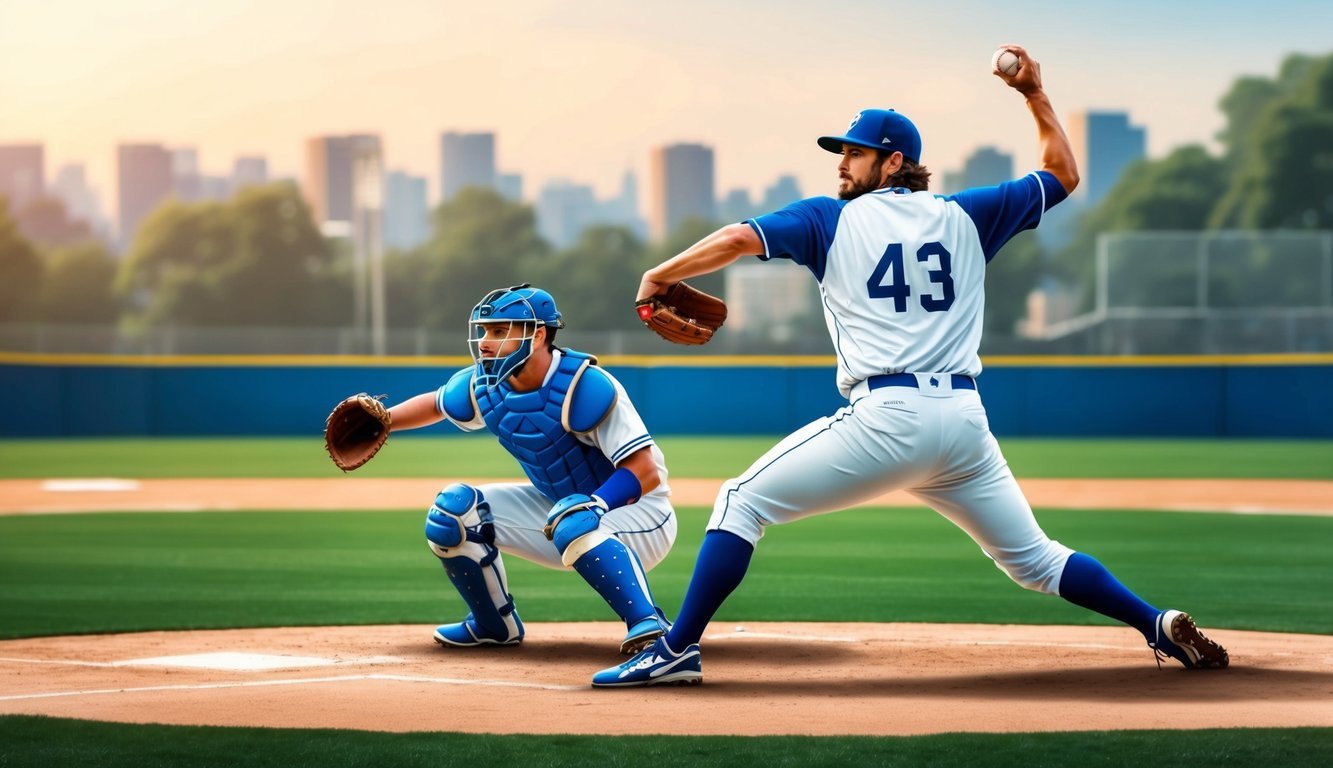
[5,231,1330,357]
[1031,230,1333,354]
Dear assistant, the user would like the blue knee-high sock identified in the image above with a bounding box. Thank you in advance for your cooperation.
[1058,552,1160,640]
[665,530,754,650]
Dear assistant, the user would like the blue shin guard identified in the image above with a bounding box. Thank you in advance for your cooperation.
[572,538,662,635]
[435,549,523,644]
[426,484,523,646]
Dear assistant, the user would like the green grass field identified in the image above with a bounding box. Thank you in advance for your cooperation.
[1,437,1330,766]
[2,506,1330,639]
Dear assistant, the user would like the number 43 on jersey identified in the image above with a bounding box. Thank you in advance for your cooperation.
[866,241,955,312]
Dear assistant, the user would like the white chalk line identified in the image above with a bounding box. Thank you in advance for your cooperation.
[0,654,403,670]
[706,630,862,643]
[0,672,582,702]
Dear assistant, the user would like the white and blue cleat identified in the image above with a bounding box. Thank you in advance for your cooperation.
[593,636,702,687]
[1149,609,1229,669]
[432,612,524,647]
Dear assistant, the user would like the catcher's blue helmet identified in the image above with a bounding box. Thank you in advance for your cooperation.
[468,284,564,388]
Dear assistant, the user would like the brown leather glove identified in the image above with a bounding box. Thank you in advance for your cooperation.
[324,393,391,471]
[635,282,728,345]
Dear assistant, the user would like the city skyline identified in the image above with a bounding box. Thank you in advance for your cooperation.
[4,2,1330,220]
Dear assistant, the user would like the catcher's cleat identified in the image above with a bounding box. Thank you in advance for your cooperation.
[1149,610,1229,670]
[620,614,671,655]
[593,636,702,688]
[433,612,524,648]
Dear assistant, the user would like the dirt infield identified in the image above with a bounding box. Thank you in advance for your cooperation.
[3,623,1332,734]
[2,477,1330,735]
[3,476,1331,515]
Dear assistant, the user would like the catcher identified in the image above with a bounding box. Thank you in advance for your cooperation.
[324,284,676,654]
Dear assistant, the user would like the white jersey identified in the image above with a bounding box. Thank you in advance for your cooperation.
[747,171,1065,398]
[712,171,1076,598]
[438,349,670,500]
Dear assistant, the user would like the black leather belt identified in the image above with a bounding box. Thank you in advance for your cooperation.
[866,373,976,391]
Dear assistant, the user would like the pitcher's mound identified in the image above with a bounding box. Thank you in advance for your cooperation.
[2,622,1330,734]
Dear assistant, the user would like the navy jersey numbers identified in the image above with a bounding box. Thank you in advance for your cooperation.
[866,241,955,312]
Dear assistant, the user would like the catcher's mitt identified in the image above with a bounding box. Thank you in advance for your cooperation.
[324,393,392,472]
[635,282,728,345]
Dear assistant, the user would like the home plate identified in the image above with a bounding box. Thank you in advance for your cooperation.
[42,479,141,492]
[117,652,343,671]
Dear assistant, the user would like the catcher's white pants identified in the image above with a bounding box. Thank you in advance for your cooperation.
[708,377,1073,594]
[475,483,677,572]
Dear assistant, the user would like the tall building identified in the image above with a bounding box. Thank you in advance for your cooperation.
[648,143,715,241]
[718,188,755,224]
[0,144,44,212]
[171,147,201,201]
[50,164,109,237]
[497,172,523,202]
[760,174,803,212]
[535,179,597,249]
[1068,111,1146,205]
[953,146,1014,193]
[617,168,639,220]
[231,156,268,191]
[117,143,173,251]
[304,134,381,237]
[440,131,496,202]
[384,171,430,250]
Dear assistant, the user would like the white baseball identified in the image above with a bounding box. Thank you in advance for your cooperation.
[992,48,1020,76]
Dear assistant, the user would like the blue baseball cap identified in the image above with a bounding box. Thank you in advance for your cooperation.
[817,109,922,164]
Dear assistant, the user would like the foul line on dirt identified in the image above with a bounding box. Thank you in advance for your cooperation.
[0,672,584,703]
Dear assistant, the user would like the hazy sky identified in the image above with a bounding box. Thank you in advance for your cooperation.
[3,0,1331,218]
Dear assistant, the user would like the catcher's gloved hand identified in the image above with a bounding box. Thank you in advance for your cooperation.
[635,282,727,345]
[324,393,392,472]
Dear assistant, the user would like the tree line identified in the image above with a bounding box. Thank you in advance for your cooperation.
[2,50,1329,340]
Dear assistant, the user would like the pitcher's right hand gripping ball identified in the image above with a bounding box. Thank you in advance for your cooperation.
[324,393,392,471]
[635,282,728,345]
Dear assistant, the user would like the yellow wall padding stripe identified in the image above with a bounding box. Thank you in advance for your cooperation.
[1,351,1330,368]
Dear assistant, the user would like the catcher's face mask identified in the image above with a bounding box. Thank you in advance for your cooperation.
[468,284,564,389]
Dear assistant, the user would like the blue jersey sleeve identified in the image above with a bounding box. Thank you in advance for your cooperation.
[945,171,1068,262]
[745,196,846,282]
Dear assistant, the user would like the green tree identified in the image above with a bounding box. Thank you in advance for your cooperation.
[649,216,727,300]
[533,225,648,331]
[13,196,94,250]
[984,230,1043,336]
[1211,52,1333,229]
[0,198,45,323]
[115,199,236,326]
[226,183,341,326]
[382,246,429,328]
[415,187,550,331]
[115,183,335,328]
[1054,146,1229,299]
[37,242,120,324]
[1216,53,1321,161]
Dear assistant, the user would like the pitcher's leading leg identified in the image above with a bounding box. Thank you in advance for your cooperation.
[1058,552,1227,669]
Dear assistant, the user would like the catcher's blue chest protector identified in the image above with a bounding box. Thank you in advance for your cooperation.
[472,350,618,502]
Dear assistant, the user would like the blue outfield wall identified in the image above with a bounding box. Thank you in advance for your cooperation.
[1,354,1331,438]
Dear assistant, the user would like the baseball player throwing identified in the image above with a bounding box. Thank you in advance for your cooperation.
[596,45,1228,686]
[384,285,675,654]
